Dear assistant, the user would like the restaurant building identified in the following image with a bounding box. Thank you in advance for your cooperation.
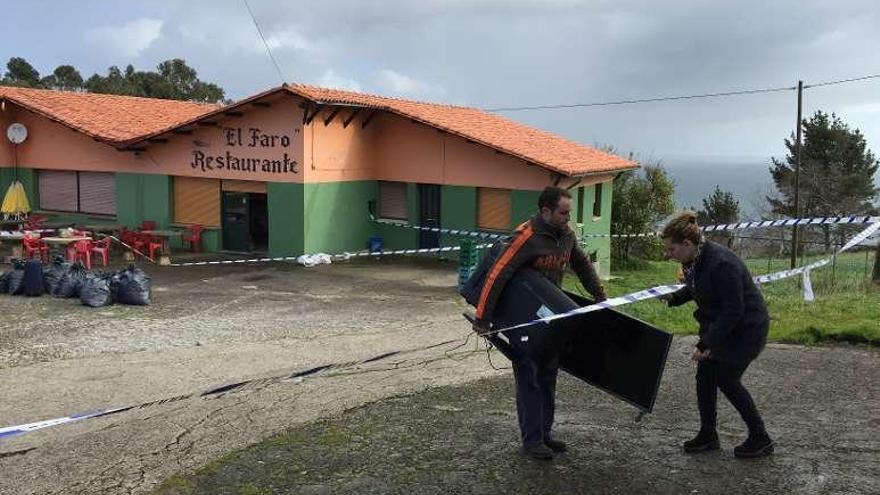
[0,84,636,274]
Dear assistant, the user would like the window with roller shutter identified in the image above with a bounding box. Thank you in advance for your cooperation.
[38,170,116,215]
[378,181,408,220]
[173,176,221,226]
[477,187,512,231]
[78,172,116,215]
[38,170,78,212]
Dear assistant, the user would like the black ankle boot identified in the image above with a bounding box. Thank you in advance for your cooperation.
[734,432,774,458]
[522,443,554,460]
[683,430,720,453]
[544,437,567,453]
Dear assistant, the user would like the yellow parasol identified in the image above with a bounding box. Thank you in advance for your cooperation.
[1,180,30,217]
[3,123,31,221]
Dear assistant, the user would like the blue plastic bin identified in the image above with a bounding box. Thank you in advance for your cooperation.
[368,235,384,253]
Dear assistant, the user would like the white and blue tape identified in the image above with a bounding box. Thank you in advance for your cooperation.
[372,214,880,240]
[482,220,880,337]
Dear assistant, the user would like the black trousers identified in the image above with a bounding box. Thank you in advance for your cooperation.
[512,353,559,446]
[696,359,766,436]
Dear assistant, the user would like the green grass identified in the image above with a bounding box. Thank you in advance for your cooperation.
[564,253,880,346]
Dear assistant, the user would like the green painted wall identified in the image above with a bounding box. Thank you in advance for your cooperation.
[577,181,613,278]
[268,182,304,256]
[510,189,540,229]
[2,168,615,269]
[440,185,476,247]
[303,180,376,254]
[116,173,171,229]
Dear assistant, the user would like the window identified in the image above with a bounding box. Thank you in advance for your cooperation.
[38,170,116,215]
[173,177,220,226]
[379,181,408,220]
[576,186,585,223]
[593,183,603,218]
[477,187,511,231]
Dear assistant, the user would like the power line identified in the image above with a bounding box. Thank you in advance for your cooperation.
[243,0,286,85]
[484,72,880,112]
[484,85,796,112]
[804,73,880,89]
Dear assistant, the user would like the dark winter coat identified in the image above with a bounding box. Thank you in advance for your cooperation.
[668,241,770,364]
[475,215,606,322]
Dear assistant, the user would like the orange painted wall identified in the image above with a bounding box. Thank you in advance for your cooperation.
[0,96,305,183]
[306,111,600,191]
[146,96,304,183]
[304,106,378,183]
[2,94,614,189]
[0,108,13,166]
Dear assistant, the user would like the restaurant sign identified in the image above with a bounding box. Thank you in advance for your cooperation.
[190,127,299,174]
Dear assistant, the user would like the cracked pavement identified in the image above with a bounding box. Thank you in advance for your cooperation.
[0,258,498,494]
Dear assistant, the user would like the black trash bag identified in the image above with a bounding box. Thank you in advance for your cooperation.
[53,261,88,298]
[114,264,152,306]
[42,256,69,295]
[0,270,10,294]
[80,272,116,307]
[23,259,44,297]
[6,259,26,296]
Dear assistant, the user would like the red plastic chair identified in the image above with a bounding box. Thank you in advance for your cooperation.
[139,220,157,231]
[22,236,49,263]
[145,235,163,260]
[23,214,48,231]
[90,237,112,267]
[120,228,146,253]
[71,240,92,270]
[181,224,205,252]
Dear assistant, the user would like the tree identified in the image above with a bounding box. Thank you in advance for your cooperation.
[611,163,675,263]
[39,65,84,91]
[695,185,740,247]
[1,57,40,87]
[769,111,879,249]
[83,59,226,103]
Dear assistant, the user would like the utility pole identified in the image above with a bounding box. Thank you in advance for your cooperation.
[790,80,803,269]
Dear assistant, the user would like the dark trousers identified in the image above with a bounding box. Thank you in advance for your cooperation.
[696,359,766,436]
[512,353,559,446]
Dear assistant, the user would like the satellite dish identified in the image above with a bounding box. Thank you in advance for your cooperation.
[7,123,27,144]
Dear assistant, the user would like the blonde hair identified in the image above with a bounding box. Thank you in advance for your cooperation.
[661,211,702,245]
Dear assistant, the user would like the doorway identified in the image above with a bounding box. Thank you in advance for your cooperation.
[221,191,269,252]
[418,184,441,249]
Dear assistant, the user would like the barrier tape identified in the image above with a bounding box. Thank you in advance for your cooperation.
[372,214,880,241]
[166,244,493,267]
[479,220,880,338]
[0,338,462,440]
[98,234,158,264]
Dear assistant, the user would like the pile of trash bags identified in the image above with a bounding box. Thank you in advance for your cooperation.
[0,257,151,307]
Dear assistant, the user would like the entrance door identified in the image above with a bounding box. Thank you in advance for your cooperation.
[249,193,269,252]
[418,184,441,249]
[222,191,250,252]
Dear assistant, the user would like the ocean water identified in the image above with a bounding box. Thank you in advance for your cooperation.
[660,157,776,218]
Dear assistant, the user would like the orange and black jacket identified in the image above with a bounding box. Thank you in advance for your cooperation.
[475,215,606,323]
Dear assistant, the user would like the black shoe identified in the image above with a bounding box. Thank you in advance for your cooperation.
[544,437,568,453]
[734,433,774,458]
[683,430,720,453]
[522,443,554,460]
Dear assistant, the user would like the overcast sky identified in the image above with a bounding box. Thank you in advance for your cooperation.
[3,0,880,167]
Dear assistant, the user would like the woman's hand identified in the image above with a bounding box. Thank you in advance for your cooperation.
[691,347,711,362]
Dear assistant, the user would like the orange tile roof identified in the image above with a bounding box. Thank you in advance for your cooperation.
[0,86,219,143]
[285,84,636,176]
[1,84,636,177]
